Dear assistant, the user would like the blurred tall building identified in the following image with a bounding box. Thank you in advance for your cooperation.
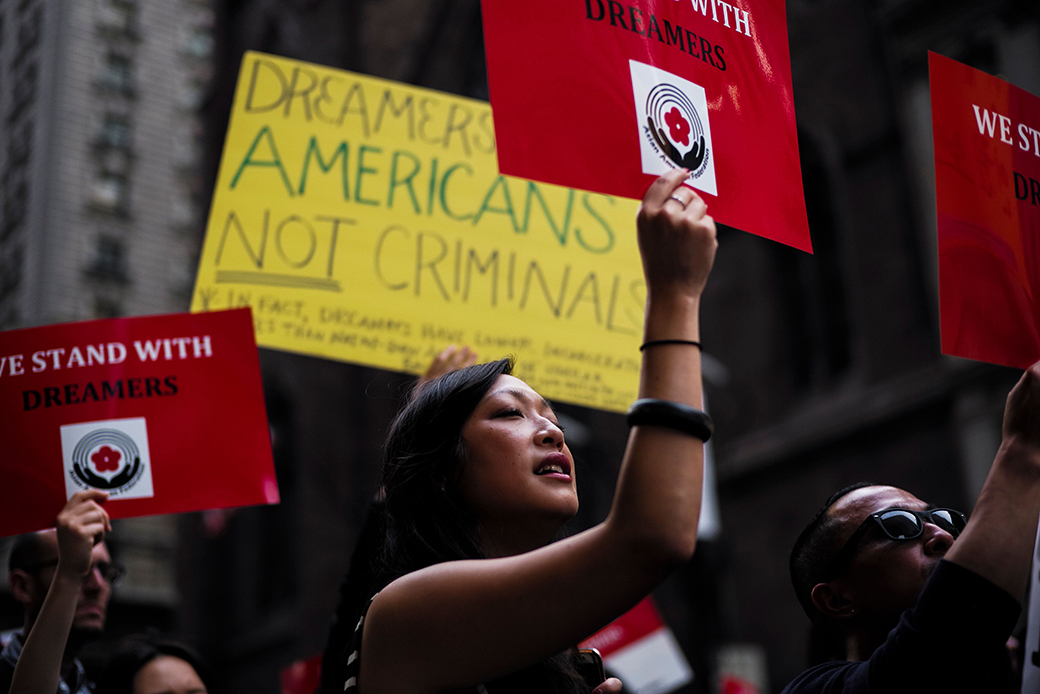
[0,0,214,631]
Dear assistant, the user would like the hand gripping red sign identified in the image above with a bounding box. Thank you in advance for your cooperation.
[481,0,812,252]
[0,308,278,537]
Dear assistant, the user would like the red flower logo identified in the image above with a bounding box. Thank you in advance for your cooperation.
[664,107,690,146]
[91,446,121,473]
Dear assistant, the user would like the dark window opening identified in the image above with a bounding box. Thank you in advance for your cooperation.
[100,114,132,149]
[94,296,123,318]
[87,236,129,283]
[100,54,135,94]
[772,132,852,391]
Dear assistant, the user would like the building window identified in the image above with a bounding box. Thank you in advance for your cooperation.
[86,236,129,285]
[91,173,129,211]
[181,79,206,110]
[99,54,134,95]
[185,26,213,58]
[94,296,123,318]
[772,132,851,391]
[96,237,125,275]
[172,194,196,227]
[99,114,131,149]
[97,1,136,36]
[174,128,203,170]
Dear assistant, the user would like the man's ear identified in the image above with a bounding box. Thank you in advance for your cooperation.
[811,581,857,620]
[8,569,36,605]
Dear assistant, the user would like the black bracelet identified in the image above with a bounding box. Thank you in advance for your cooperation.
[639,339,702,352]
[626,398,713,442]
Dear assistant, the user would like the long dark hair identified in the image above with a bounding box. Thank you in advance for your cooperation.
[323,358,589,693]
[374,358,513,585]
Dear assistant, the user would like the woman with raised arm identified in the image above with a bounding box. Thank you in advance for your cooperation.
[325,168,717,694]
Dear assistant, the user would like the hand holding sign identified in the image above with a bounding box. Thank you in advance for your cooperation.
[1003,363,1040,455]
[55,490,112,580]
[9,492,113,694]
[637,170,717,302]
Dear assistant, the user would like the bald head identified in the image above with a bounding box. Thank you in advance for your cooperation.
[825,486,929,550]
[790,482,877,622]
[816,485,953,622]
[792,483,958,632]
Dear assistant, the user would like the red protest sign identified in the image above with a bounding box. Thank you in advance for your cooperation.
[0,308,277,537]
[579,597,694,691]
[280,654,323,694]
[931,52,1040,369]
[481,0,811,252]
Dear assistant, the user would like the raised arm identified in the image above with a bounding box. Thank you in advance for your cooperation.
[945,361,1040,601]
[360,170,717,694]
[610,169,717,562]
[9,491,111,694]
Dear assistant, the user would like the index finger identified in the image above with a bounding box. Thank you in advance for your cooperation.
[69,489,110,505]
[643,168,691,207]
[82,511,112,545]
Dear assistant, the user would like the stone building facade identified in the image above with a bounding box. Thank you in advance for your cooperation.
[0,0,214,638]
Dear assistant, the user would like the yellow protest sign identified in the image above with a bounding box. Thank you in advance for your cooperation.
[192,52,645,412]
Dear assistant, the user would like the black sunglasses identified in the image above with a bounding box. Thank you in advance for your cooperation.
[828,507,967,577]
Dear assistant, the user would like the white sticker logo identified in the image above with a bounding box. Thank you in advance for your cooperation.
[60,417,154,499]
[630,59,717,196]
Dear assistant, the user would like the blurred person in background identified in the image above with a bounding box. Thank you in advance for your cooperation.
[2,491,120,694]
[418,345,478,386]
[323,169,718,694]
[784,364,1040,693]
[94,634,210,694]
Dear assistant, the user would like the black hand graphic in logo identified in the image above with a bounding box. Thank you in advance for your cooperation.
[649,119,705,172]
[684,135,705,171]
[73,457,141,490]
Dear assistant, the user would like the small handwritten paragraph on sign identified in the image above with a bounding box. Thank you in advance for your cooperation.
[192,52,649,412]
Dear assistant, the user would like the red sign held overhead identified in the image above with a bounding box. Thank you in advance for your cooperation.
[0,309,278,537]
[481,0,811,252]
[931,52,1040,369]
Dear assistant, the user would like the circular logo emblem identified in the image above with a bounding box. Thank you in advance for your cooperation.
[645,84,709,176]
[69,428,145,493]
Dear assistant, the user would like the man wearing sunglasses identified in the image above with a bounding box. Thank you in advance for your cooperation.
[783,361,1040,693]
[1,491,121,694]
